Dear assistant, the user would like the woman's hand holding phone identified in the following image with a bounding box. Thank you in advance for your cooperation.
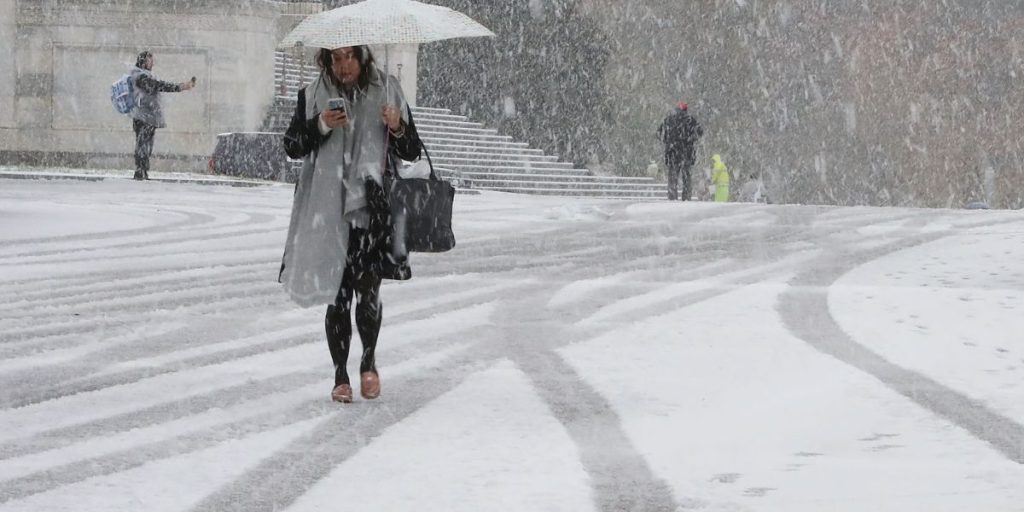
[321,109,348,129]
[320,97,348,129]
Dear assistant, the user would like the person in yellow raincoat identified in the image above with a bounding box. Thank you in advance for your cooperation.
[711,154,730,202]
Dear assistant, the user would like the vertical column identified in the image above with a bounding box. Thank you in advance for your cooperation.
[401,43,418,107]
[0,0,16,128]
[372,43,418,107]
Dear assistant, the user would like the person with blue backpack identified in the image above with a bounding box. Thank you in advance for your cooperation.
[119,51,195,180]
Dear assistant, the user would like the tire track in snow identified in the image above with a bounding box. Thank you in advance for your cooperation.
[3,180,1002,510]
[0,264,278,315]
[185,355,492,512]
[454,206,943,512]
[0,281,520,409]
[0,267,276,320]
[492,296,683,512]
[0,206,218,251]
[778,220,1024,464]
[0,211,281,261]
[234,206,917,512]
[0,259,273,299]
[0,284,287,347]
[0,234,283,268]
[0,294,503,454]
[186,209,800,512]
[0,317,491,500]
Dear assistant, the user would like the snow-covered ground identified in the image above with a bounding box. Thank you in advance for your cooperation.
[1,176,1022,512]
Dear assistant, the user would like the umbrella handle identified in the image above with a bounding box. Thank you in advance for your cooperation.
[384,44,390,106]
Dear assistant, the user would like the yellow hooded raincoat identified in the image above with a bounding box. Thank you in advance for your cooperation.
[711,154,729,202]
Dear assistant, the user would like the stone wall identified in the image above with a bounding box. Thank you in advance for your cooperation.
[0,0,17,130]
[0,0,282,172]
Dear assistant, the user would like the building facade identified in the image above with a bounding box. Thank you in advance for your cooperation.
[0,0,287,171]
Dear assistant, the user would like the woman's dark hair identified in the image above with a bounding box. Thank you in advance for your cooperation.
[136,51,152,68]
[316,46,380,90]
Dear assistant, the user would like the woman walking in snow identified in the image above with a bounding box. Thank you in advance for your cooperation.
[279,45,422,403]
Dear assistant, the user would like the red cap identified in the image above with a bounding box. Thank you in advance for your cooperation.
[678,101,688,110]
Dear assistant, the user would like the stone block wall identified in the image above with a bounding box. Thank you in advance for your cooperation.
[0,0,17,130]
[0,0,282,172]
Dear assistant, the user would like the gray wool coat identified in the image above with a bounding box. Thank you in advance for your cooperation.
[278,72,420,308]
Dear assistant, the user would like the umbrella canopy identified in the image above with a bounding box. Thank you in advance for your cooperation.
[279,0,495,49]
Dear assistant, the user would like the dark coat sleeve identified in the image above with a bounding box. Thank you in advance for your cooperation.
[134,74,181,94]
[283,88,327,160]
[389,107,422,162]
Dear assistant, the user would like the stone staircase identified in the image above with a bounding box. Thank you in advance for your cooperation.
[264,51,663,199]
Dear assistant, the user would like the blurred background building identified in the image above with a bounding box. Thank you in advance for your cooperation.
[416,0,1024,208]
[2,0,1021,208]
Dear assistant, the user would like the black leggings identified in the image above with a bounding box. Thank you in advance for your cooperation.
[325,227,383,386]
[133,119,156,177]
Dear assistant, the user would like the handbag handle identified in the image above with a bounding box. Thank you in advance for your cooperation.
[397,104,436,181]
[420,139,437,181]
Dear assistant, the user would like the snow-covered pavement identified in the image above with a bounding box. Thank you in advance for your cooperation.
[1,177,1022,511]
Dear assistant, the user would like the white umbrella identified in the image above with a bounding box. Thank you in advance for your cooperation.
[279,0,495,49]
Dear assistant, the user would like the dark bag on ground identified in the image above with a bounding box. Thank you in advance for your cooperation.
[389,144,456,253]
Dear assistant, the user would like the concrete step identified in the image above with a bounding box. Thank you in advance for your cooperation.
[442,166,590,177]
[464,177,661,189]
[412,113,470,123]
[456,171,655,183]
[424,143,545,156]
[416,118,474,127]
[273,60,316,69]
[431,158,575,170]
[418,130,514,142]
[273,63,316,71]
[424,146,544,159]
[411,106,454,115]
[278,76,315,82]
[428,150,559,162]
[476,185,661,199]
[420,136,529,149]
[415,122,495,134]
[275,73,317,81]
[441,164,592,175]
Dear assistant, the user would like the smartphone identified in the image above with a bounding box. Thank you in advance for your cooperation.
[327,97,346,113]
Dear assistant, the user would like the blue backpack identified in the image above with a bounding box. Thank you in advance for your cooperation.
[110,74,135,114]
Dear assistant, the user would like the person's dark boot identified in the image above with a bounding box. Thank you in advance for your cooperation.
[133,172,145,181]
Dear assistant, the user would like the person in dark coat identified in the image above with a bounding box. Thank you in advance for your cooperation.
[657,101,704,200]
[129,51,195,180]
[280,45,422,404]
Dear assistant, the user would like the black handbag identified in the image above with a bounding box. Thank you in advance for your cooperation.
[389,143,456,253]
